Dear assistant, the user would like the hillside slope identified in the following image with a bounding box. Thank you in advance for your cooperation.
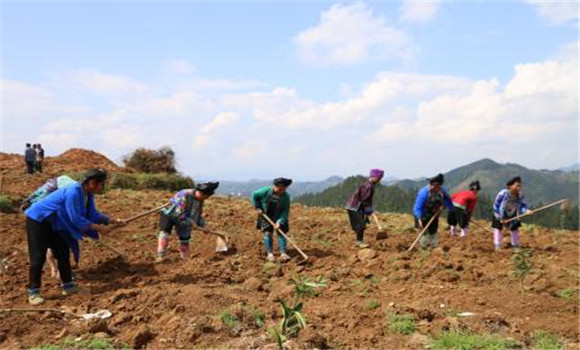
[392,159,579,205]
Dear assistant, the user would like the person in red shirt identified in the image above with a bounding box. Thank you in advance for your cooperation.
[447,181,481,237]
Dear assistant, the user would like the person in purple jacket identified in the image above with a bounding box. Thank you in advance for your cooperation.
[345,169,384,248]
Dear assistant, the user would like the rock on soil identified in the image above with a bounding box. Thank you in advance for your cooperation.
[244,276,263,291]
[357,248,377,261]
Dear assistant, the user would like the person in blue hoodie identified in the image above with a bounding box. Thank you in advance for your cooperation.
[492,176,533,251]
[413,173,453,248]
[24,168,124,305]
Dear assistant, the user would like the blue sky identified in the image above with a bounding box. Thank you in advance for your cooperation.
[2,1,578,180]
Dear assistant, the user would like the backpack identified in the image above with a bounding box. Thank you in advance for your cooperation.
[21,175,77,210]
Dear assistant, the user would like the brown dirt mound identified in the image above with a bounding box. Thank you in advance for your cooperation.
[49,148,121,173]
[0,148,122,198]
[0,190,578,349]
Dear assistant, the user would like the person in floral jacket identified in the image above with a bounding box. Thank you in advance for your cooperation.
[156,182,219,261]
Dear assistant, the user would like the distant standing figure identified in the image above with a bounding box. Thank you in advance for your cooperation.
[35,144,45,173]
[251,178,293,262]
[447,180,481,238]
[345,169,384,249]
[413,173,454,249]
[24,143,36,174]
[492,176,534,251]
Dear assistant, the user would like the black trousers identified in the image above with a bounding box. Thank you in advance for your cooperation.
[415,214,439,234]
[347,210,367,241]
[447,207,469,228]
[35,161,43,173]
[26,161,35,174]
[26,217,72,291]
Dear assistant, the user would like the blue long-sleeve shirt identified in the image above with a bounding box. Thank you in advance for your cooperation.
[493,189,528,219]
[413,185,453,219]
[25,182,109,261]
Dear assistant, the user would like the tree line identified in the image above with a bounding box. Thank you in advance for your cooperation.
[294,176,579,230]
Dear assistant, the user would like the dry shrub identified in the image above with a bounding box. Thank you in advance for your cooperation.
[123,147,177,174]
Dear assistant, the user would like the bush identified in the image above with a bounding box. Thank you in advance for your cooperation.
[108,173,139,189]
[123,147,177,173]
[105,172,194,191]
[0,195,15,213]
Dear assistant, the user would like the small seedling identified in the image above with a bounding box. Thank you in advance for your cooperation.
[365,300,381,310]
[389,314,416,334]
[513,249,532,294]
[555,287,577,301]
[219,309,241,328]
[431,330,522,350]
[290,274,327,300]
[534,330,563,350]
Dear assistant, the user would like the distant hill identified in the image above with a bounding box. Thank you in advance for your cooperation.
[215,176,344,197]
[559,163,579,173]
[392,158,579,205]
[295,160,579,230]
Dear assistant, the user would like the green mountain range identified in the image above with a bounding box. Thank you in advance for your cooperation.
[295,159,579,230]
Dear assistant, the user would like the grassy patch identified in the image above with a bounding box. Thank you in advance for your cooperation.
[0,195,15,213]
[431,330,521,350]
[555,287,577,301]
[36,335,127,350]
[365,300,381,310]
[389,314,416,334]
[219,309,241,328]
[534,330,563,350]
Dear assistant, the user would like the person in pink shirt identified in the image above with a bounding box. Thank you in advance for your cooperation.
[447,181,480,237]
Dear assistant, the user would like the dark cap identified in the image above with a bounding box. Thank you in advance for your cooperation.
[506,176,522,187]
[196,182,219,196]
[469,180,481,191]
[273,177,293,187]
[428,173,444,185]
[83,168,108,183]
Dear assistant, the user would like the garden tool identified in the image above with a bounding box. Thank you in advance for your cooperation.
[407,208,443,252]
[372,213,388,240]
[503,199,569,224]
[259,212,309,265]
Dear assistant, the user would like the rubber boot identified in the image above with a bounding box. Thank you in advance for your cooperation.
[493,228,502,250]
[510,230,520,250]
[156,232,169,262]
[450,226,457,237]
[460,228,467,238]
[179,243,190,260]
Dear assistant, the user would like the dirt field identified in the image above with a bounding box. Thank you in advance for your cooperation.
[0,150,578,349]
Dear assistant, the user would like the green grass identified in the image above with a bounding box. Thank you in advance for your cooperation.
[534,330,564,350]
[35,335,127,350]
[365,300,381,310]
[431,330,521,350]
[0,195,15,213]
[389,314,416,334]
[219,309,241,328]
[555,287,577,301]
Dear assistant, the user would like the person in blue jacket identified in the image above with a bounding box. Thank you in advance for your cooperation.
[413,173,453,248]
[492,176,533,251]
[24,168,124,305]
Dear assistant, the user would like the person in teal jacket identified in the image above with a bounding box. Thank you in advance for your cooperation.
[251,178,292,262]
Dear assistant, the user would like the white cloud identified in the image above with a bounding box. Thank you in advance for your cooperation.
[294,3,415,65]
[399,0,442,24]
[524,0,579,25]
[66,69,146,95]
[193,112,240,149]
[3,42,577,179]
[163,58,196,75]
